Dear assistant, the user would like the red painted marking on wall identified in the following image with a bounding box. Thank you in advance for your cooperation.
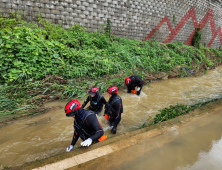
[143,7,222,47]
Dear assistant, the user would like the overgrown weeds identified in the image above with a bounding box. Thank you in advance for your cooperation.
[0,13,222,118]
[151,96,222,125]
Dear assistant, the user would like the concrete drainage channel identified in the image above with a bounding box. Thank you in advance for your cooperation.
[8,100,222,170]
[32,128,161,170]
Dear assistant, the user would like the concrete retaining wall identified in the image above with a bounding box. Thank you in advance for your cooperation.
[0,0,222,48]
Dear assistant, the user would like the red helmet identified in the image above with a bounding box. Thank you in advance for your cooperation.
[125,78,131,85]
[89,87,99,95]
[65,100,81,117]
[107,86,118,94]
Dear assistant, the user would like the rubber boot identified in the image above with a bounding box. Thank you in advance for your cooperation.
[110,121,115,127]
[111,126,117,134]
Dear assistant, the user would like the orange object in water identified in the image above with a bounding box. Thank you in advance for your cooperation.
[98,135,107,142]
[132,90,136,94]
[104,114,109,119]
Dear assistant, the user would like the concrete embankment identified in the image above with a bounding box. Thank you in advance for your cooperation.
[9,99,222,170]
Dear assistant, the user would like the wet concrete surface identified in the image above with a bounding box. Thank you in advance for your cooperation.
[67,102,222,170]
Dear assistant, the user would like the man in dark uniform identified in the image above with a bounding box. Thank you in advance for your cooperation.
[65,100,106,152]
[104,86,123,134]
[125,75,143,95]
[81,87,107,115]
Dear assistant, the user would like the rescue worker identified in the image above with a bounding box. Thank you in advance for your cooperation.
[104,86,123,134]
[125,75,143,95]
[81,87,107,115]
[65,100,107,152]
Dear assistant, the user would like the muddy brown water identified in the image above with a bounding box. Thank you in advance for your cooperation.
[0,66,222,168]
[68,103,222,170]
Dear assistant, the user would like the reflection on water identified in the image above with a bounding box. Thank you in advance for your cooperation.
[0,66,222,167]
[177,138,222,170]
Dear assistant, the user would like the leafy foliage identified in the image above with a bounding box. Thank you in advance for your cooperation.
[0,14,222,117]
[152,96,222,125]
[152,104,192,124]
[192,26,202,49]
[1,15,220,83]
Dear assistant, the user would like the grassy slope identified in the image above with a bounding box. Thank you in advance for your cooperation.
[0,14,222,119]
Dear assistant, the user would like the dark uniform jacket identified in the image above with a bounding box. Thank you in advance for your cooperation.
[82,93,106,112]
[71,110,104,146]
[105,94,123,127]
[127,75,143,93]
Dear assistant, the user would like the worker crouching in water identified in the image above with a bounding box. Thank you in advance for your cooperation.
[125,75,143,95]
[104,86,123,134]
[65,100,107,152]
[81,87,107,115]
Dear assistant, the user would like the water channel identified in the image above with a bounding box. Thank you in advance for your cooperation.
[0,66,222,168]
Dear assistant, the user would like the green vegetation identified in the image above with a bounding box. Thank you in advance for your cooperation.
[105,18,111,37]
[192,26,202,49]
[173,15,176,23]
[0,13,222,119]
[152,97,222,125]
[152,104,192,124]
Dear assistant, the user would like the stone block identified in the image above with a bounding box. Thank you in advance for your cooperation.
[32,6,40,12]
[83,2,89,7]
[45,4,55,9]
[0,7,10,12]
[51,9,60,14]
[70,13,78,17]
[86,7,93,11]
[61,11,69,16]
[56,6,64,11]
[79,14,85,19]
[78,6,85,10]
[65,16,73,21]
[76,1,81,5]
[25,1,33,6]
[66,8,73,13]
[35,3,44,8]
[60,2,68,7]
[0,2,6,8]
[113,1,118,5]
[73,17,81,23]
[45,13,51,18]
[64,0,72,3]
[41,8,50,13]
[70,4,77,8]
[5,3,11,8]
[11,3,17,9]
[83,10,89,15]
[40,0,49,3]
[50,1,59,5]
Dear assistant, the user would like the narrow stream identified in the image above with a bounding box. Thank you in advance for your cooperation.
[0,66,222,168]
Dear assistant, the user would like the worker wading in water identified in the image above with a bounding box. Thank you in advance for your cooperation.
[65,100,107,152]
[125,75,143,95]
[104,86,123,134]
[81,87,107,115]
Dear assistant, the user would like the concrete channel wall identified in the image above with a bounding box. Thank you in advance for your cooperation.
[1,0,222,48]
